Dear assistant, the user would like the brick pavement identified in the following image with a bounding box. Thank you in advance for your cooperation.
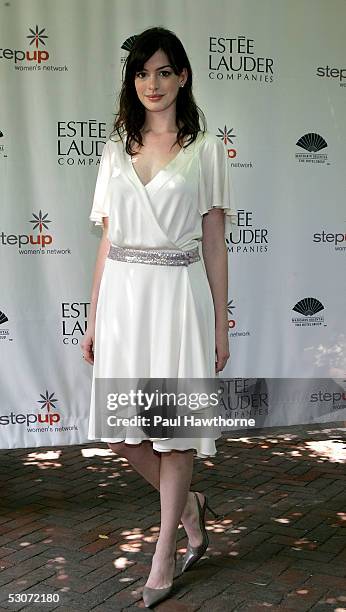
[0,422,345,611]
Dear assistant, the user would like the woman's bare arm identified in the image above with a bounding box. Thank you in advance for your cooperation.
[201,209,230,372]
[87,218,110,330]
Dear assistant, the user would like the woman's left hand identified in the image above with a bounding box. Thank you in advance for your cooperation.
[215,325,230,373]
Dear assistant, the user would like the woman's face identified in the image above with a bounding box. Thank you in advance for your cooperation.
[134,49,187,116]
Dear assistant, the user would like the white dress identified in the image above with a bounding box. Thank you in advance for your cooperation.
[87,130,237,458]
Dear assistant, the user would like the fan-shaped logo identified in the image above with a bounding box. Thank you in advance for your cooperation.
[120,34,138,66]
[121,35,138,52]
[0,311,8,325]
[292,297,325,327]
[0,309,10,341]
[295,133,329,165]
[0,128,7,158]
[297,134,327,153]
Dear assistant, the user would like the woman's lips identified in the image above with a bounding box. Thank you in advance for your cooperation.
[147,95,163,100]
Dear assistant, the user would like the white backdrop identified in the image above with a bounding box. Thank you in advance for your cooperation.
[0,0,345,449]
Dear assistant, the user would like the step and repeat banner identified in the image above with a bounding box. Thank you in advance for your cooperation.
[0,0,345,448]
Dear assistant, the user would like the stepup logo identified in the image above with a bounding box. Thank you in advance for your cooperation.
[316,65,346,88]
[0,210,71,255]
[1,25,68,72]
[0,389,61,431]
[217,124,253,169]
[313,227,346,253]
[217,125,237,158]
[227,299,236,330]
[295,133,330,165]
[227,299,250,339]
[0,389,77,434]
[208,35,274,83]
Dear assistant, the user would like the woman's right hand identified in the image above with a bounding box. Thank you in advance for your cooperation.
[81,327,95,365]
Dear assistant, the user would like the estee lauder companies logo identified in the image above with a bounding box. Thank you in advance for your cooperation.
[57,121,107,166]
[0,211,71,255]
[208,36,274,82]
[62,302,89,345]
[226,210,269,254]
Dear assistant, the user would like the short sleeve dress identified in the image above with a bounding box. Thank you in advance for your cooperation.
[87,130,238,458]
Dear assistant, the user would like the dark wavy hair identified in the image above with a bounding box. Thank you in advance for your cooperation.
[110,26,207,155]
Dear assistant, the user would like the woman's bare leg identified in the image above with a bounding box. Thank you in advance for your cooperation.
[145,449,194,589]
[108,441,205,547]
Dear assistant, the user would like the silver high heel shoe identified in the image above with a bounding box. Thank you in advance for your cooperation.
[181,492,221,573]
[142,551,177,608]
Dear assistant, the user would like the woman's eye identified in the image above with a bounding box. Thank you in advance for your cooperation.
[135,71,172,78]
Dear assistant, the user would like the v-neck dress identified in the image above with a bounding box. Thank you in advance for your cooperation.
[87,130,238,458]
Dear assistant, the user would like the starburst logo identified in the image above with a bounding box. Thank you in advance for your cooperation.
[227,299,235,315]
[217,125,237,145]
[29,210,52,234]
[37,390,59,413]
[27,26,48,49]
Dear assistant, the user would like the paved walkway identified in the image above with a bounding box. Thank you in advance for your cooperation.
[0,422,345,611]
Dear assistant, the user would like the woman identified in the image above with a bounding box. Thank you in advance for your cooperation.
[81,26,237,607]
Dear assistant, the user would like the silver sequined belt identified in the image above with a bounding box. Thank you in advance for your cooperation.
[107,244,200,266]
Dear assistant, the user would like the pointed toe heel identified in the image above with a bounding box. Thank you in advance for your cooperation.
[143,584,174,608]
[142,552,177,608]
[181,493,221,573]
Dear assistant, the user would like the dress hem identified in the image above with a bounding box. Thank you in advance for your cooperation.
[87,434,220,459]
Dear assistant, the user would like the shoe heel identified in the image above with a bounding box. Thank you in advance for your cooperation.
[205,499,223,520]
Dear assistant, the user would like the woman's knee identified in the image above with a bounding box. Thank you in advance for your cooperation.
[107,441,144,457]
[107,441,128,455]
